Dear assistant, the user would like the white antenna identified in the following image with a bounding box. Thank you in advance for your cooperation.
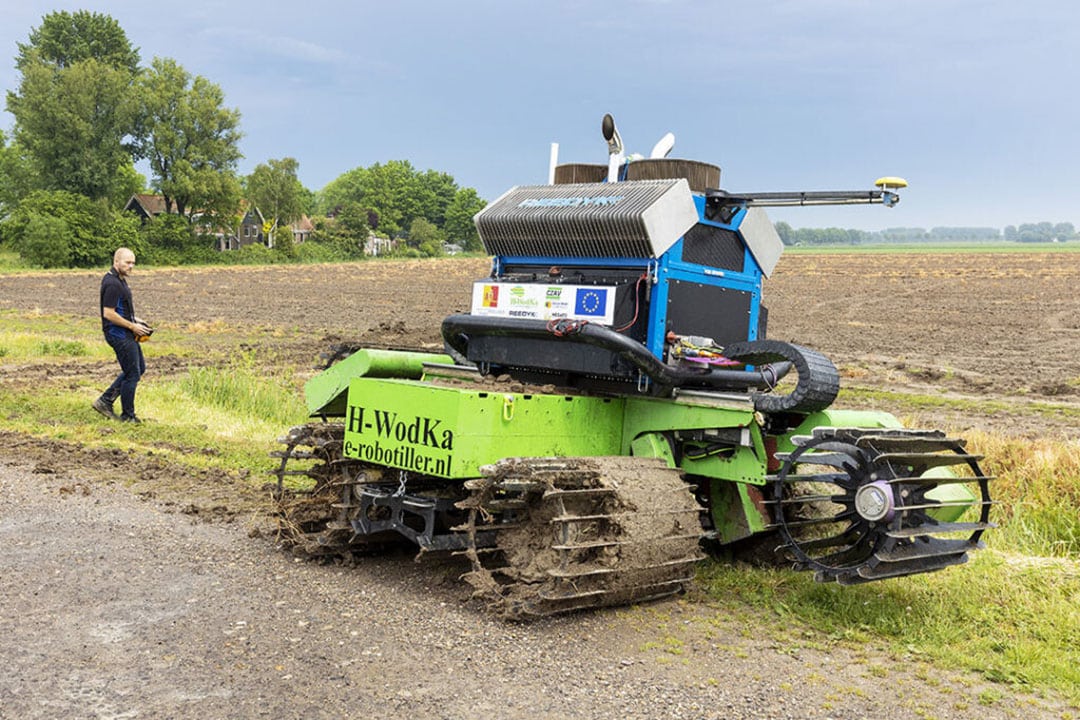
[548,143,559,184]
[650,132,675,159]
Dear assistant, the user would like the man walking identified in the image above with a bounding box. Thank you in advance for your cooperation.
[93,247,151,423]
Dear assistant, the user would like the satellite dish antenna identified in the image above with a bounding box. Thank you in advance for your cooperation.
[602,113,625,182]
[601,113,623,155]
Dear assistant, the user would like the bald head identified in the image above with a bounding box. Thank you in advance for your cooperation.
[113,247,136,277]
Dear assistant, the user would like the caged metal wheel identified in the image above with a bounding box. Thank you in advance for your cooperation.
[770,427,994,585]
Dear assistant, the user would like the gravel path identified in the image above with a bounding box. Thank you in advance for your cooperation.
[0,458,1067,720]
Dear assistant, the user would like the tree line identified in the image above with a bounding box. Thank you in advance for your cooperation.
[0,11,486,269]
[774,222,1076,246]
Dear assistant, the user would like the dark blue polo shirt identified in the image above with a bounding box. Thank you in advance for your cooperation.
[100,268,135,341]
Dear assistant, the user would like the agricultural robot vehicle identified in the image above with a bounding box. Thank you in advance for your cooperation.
[274,115,993,617]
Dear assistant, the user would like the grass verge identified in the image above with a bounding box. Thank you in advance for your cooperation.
[839,385,1080,426]
[697,428,1080,707]
[697,552,1080,708]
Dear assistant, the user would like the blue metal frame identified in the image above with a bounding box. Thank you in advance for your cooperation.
[492,194,768,362]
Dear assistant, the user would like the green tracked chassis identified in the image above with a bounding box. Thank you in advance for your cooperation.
[272,356,993,618]
[273,425,703,617]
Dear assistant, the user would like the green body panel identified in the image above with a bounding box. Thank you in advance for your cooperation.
[924,468,979,523]
[710,483,771,544]
[701,409,905,545]
[622,395,764,481]
[777,409,976,522]
[629,432,678,466]
[341,378,624,478]
[329,355,977,544]
[305,349,453,417]
[340,376,765,481]
[775,409,903,456]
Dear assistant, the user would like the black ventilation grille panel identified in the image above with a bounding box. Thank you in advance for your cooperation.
[680,223,745,272]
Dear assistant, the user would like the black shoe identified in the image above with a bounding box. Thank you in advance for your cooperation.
[120,415,142,424]
[92,398,119,420]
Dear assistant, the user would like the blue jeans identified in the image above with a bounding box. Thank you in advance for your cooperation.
[102,334,146,419]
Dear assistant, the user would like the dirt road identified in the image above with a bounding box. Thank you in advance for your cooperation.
[1,457,1069,720]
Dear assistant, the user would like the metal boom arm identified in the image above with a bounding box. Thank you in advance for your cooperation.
[707,188,899,208]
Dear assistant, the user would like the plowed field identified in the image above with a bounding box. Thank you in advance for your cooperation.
[4,250,1076,437]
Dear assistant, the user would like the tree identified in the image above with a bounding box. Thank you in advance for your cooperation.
[773,220,793,246]
[335,200,372,240]
[319,161,487,248]
[245,157,304,247]
[360,160,420,236]
[8,56,137,201]
[308,213,366,260]
[6,12,139,201]
[318,166,367,216]
[138,213,214,266]
[443,188,486,251]
[2,190,114,267]
[413,169,457,228]
[1052,222,1075,241]
[15,10,139,74]
[297,185,317,217]
[18,214,72,268]
[133,57,243,219]
[406,217,445,257]
[0,131,36,219]
[110,161,146,209]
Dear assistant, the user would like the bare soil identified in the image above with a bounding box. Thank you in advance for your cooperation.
[5,251,1074,516]
[11,252,1077,434]
[0,252,1077,718]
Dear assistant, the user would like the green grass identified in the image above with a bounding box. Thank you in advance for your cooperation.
[0,310,309,477]
[179,357,308,428]
[0,249,24,271]
[785,242,1080,255]
[0,310,107,359]
[697,552,1080,706]
[0,371,307,477]
[0,309,268,364]
[696,429,1080,707]
[971,431,1080,558]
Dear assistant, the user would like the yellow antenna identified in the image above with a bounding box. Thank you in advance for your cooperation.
[875,176,908,190]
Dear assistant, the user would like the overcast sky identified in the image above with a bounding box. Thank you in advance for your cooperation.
[2,0,1078,231]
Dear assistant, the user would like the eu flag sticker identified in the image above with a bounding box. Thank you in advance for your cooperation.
[574,288,608,317]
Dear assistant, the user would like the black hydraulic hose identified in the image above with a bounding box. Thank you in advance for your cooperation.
[440,314,792,392]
